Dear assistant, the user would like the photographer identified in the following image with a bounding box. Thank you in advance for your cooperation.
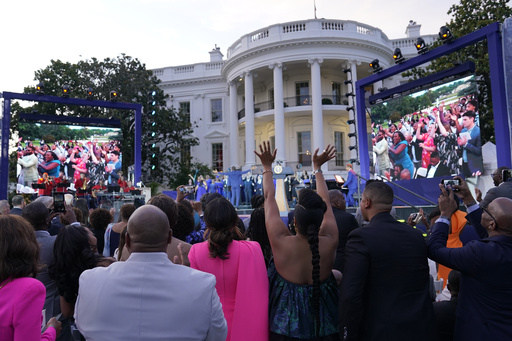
[428,177,512,339]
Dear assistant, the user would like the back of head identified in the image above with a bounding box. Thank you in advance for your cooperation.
[22,201,50,230]
[120,204,137,221]
[74,198,89,224]
[204,197,239,259]
[12,195,24,207]
[0,215,40,283]
[89,208,112,231]
[175,200,195,240]
[294,188,327,236]
[200,192,222,211]
[49,225,97,304]
[127,205,171,252]
[247,207,269,249]
[251,194,264,209]
[363,180,394,211]
[447,270,461,296]
[147,194,178,228]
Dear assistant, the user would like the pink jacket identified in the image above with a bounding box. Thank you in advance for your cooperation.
[0,277,56,341]
[189,240,269,341]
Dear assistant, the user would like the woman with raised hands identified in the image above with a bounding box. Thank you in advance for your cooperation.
[255,142,340,340]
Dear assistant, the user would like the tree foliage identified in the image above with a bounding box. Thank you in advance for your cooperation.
[10,54,203,187]
[402,0,512,143]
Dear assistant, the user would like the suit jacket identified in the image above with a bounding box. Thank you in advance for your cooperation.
[433,297,458,341]
[18,154,39,183]
[428,209,512,340]
[340,212,436,341]
[426,162,452,178]
[34,230,60,322]
[75,252,227,341]
[480,182,512,208]
[461,125,482,174]
[332,207,359,272]
[10,207,22,216]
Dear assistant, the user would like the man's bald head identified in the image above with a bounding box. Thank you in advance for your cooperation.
[487,197,512,236]
[126,205,172,253]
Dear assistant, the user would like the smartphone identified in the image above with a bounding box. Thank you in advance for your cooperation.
[179,185,195,194]
[441,179,460,191]
[53,193,66,213]
[502,169,512,183]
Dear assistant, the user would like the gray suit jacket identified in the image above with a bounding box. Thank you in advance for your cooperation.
[480,182,512,208]
[75,252,227,341]
[35,230,60,322]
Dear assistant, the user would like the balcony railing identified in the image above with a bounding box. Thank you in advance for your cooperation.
[237,95,348,119]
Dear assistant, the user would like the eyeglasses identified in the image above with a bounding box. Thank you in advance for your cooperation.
[482,206,499,229]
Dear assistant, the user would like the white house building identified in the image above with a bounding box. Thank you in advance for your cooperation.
[153,19,436,174]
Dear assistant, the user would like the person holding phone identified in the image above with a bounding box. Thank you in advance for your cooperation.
[478,167,512,208]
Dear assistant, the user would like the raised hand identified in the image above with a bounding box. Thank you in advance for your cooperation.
[254,141,277,169]
[313,145,336,169]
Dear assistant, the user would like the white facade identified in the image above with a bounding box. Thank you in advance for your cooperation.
[154,19,436,173]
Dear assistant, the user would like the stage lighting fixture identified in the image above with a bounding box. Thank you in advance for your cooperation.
[343,68,351,74]
[345,92,355,98]
[110,90,118,102]
[393,48,405,64]
[346,106,354,112]
[344,80,352,85]
[62,84,70,98]
[349,158,359,165]
[439,26,454,43]
[348,145,357,151]
[347,119,356,125]
[151,132,156,137]
[348,132,357,138]
[151,143,156,148]
[369,59,382,73]
[36,82,44,95]
[86,87,94,100]
[416,37,428,54]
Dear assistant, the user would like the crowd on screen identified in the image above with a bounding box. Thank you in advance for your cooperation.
[372,96,482,181]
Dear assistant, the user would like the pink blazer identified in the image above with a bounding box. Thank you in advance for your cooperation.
[189,240,269,341]
[0,277,56,341]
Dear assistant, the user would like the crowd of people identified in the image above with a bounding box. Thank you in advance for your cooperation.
[372,97,483,181]
[2,141,512,341]
[16,139,124,192]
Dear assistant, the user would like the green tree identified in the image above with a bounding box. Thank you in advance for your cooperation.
[10,54,199,186]
[403,0,512,143]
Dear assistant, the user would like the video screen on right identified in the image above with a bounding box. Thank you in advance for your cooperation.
[369,75,482,182]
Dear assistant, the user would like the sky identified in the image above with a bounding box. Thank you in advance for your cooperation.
[0,0,459,95]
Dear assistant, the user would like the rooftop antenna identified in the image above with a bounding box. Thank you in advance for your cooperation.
[314,0,317,19]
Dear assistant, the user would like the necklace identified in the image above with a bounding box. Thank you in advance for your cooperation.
[0,278,13,290]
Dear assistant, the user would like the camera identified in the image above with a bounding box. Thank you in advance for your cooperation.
[53,193,66,213]
[441,179,460,191]
[502,169,512,183]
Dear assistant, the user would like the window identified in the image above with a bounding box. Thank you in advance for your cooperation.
[297,131,312,167]
[179,102,190,123]
[269,88,274,109]
[270,136,275,152]
[295,82,310,106]
[332,82,341,105]
[211,99,222,122]
[180,142,191,168]
[212,143,223,171]
[334,131,344,166]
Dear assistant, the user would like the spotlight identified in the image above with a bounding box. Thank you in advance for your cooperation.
[346,106,354,112]
[343,68,351,74]
[348,145,357,151]
[347,119,356,125]
[110,90,118,102]
[439,26,454,43]
[345,92,355,98]
[416,37,428,54]
[36,82,44,95]
[369,59,382,73]
[62,84,70,98]
[344,80,352,85]
[348,132,357,138]
[349,158,360,165]
[86,87,94,100]
[393,48,405,64]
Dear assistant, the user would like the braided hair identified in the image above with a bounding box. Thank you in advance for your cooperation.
[294,188,326,336]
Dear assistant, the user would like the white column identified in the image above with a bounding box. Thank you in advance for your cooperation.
[229,81,239,167]
[244,71,256,166]
[309,58,324,169]
[270,62,286,162]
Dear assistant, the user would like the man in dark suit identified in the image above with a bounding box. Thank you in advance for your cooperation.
[339,180,436,341]
[10,195,25,216]
[329,189,358,272]
[426,151,451,178]
[433,270,460,341]
[429,177,512,340]
[478,167,512,208]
